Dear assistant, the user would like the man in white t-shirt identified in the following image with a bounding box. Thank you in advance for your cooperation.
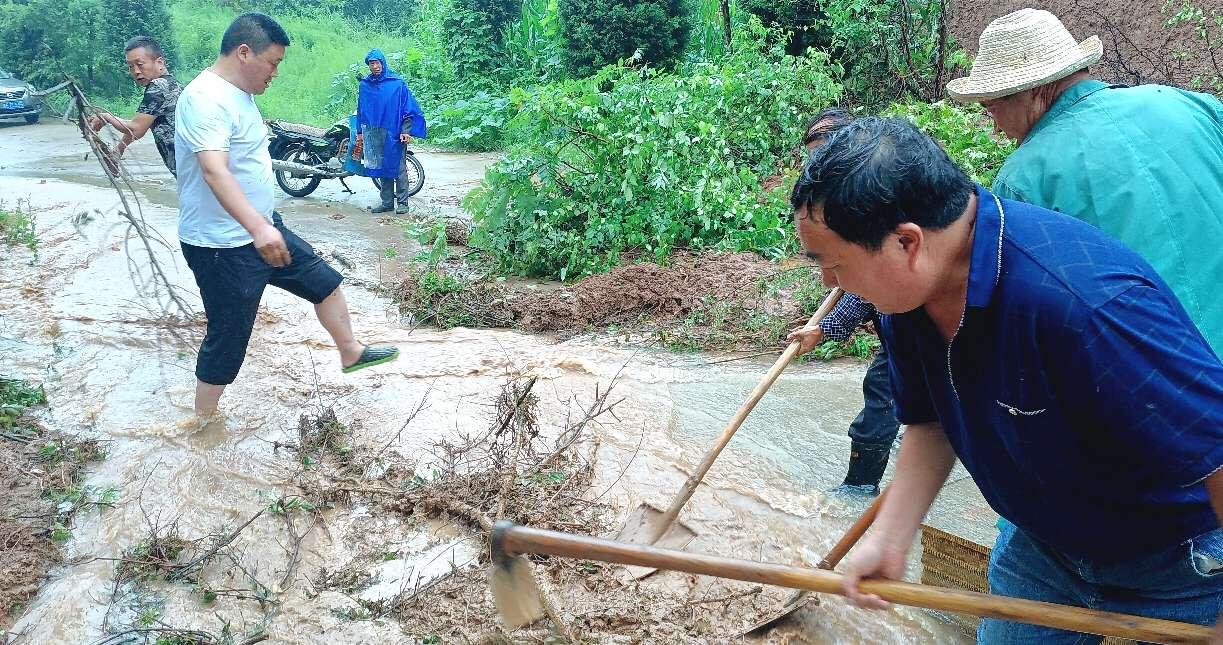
[174,12,398,416]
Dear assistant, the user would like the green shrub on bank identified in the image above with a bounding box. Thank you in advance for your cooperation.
[884,100,1015,185]
[466,24,842,280]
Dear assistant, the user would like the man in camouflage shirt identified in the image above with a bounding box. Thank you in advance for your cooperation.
[89,35,182,176]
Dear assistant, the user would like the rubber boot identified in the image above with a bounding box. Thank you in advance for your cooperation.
[830,440,890,497]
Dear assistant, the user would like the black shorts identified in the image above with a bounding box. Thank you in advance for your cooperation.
[181,213,343,385]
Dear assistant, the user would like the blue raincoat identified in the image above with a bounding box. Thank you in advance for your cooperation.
[356,49,426,179]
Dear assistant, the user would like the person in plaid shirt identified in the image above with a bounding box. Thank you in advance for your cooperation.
[787,108,897,497]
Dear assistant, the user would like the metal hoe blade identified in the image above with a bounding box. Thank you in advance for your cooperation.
[613,502,698,578]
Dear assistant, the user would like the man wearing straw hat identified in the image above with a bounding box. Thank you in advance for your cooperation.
[946,8,1223,357]
[790,117,1223,642]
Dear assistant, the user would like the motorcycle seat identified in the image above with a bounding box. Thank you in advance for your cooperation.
[271,120,329,139]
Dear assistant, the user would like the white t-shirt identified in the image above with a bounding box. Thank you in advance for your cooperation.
[174,69,275,248]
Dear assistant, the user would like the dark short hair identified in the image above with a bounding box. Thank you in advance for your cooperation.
[220,12,290,56]
[791,117,974,250]
[124,36,165,59]
[801,106,850,147]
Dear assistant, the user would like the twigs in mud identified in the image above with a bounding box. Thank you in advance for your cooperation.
[291,370,788,642]
[65,80,196,336]
[87,629,269,645]
[88,628,218,645]
[494,376,537,520]
[96,486,309,645]
[372,383,433,460]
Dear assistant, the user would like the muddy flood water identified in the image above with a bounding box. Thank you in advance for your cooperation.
[1,121,992,644]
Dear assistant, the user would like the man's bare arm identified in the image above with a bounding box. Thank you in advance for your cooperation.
[841,421,956,608]
[872,421,957,539]
[195,150,290,267]
[91,112,155,142]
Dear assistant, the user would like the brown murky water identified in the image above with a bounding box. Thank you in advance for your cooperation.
[0,122,985,644]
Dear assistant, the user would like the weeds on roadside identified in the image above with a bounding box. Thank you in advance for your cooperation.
[0,200,38,256]
[1,377,47,437]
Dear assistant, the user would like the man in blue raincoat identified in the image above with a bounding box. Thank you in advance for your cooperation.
[356,49,426,214]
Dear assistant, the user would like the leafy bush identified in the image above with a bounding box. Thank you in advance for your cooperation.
[884,100,1014,185]
[822,0,966,107]
[441,0,522,83]
[0,200,38,255]
[428,91,514,150]
[557,0,690,77]
[737,0,825,55]
[502,0,565,84]
[466,25,842,280]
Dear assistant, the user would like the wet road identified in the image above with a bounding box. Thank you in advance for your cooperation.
[0,121,989,644]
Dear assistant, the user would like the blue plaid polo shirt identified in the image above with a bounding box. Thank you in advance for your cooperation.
[879,185,1223,562]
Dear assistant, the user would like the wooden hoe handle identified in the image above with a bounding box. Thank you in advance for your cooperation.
[496,523,1213,644]
[647,287,845,542]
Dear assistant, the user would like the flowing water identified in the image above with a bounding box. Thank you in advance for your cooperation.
[0,122,989,644]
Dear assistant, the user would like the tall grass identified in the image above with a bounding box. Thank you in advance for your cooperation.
[164,1,420,124]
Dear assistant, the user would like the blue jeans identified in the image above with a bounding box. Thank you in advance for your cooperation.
[847,341,900,447]
[980,521,1223,643]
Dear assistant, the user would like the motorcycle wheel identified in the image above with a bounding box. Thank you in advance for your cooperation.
[275,145,323,198]
[371,152,426,197]
[403,151,425,197]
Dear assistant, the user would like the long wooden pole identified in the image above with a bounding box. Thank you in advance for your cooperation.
[819,488,885,570]
[495,522,1212,644]
[645,288,845,543]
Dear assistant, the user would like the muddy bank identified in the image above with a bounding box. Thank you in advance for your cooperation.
[396,251,843,353]
[0,122,982,644]
[0,382,103,632]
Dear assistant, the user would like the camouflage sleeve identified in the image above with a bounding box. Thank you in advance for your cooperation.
[137,78,169,117]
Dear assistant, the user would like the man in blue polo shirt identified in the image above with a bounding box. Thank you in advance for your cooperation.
[791,117,1223,640]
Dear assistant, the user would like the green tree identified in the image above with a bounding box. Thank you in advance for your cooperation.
[822,0,962,106]
[736,0,825,55]
[557,0,689,76]
[0,0,178,98]
[441,0,522,84]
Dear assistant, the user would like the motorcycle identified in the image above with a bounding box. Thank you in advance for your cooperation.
[267,115,425,199]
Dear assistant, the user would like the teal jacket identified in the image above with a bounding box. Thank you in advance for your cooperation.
[992,80,1223,356]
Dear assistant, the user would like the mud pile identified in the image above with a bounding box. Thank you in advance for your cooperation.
[511,252,786,332]
[397,252,821,350]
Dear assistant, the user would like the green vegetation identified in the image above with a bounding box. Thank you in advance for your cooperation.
[558,0,689,76]
[0,0,177,98]
[884,100,1015,185]
[737,0,825,55]
[1163,0,1223,92]
[0,377,47,436]
[0,201,38,256]
[467,23,841,280]
[441,0,520,82]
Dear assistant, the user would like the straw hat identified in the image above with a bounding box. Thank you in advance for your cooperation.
[946,8,1102,101]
